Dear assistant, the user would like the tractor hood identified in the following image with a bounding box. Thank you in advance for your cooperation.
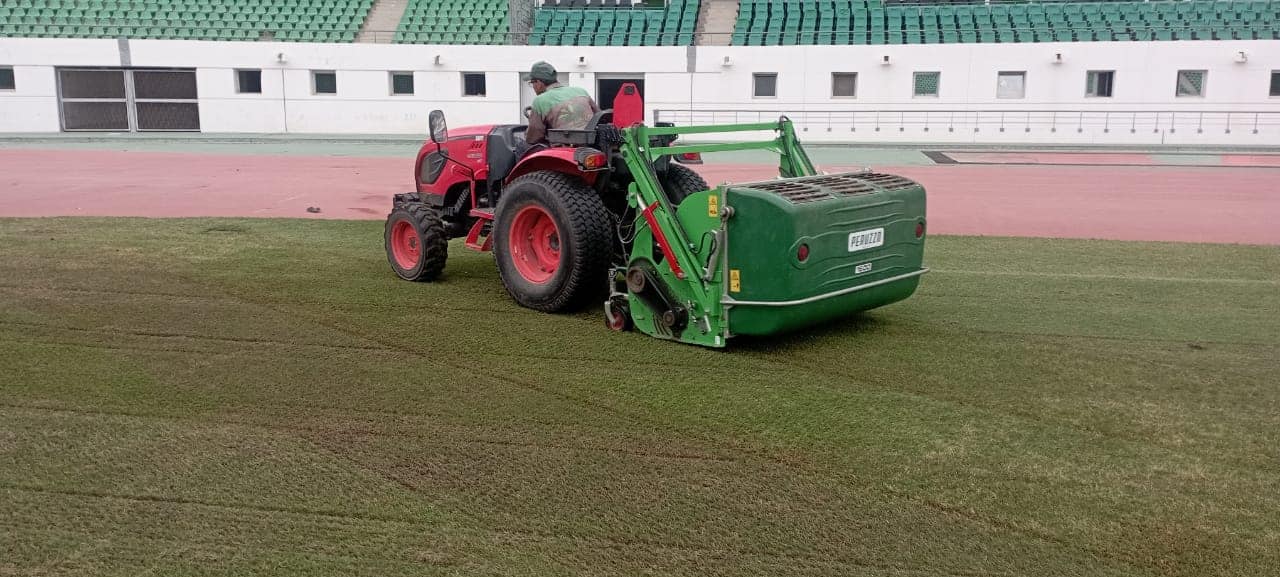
[434,124,496,142]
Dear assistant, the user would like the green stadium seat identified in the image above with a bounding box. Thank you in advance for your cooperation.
[15,0,1250,47]
[5,0,376,41]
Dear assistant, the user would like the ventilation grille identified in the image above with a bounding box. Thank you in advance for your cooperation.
[745,180,834,204]
[857,173,917,192]
[735,172,918,204]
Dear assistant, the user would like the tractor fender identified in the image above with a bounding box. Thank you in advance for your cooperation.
[505,149,599,186]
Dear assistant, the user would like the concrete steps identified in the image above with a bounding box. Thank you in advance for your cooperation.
[357,0,409,43]
[696,0,740,46]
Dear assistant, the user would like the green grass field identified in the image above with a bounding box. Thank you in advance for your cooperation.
[2,217,1278,577]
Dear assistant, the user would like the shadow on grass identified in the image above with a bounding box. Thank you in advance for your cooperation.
[705,312,890,354]
[551,298,900,353]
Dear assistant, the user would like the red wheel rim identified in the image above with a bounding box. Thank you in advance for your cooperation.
[390,219,421,270]
[509,205,560,284]
[608,308,627,331]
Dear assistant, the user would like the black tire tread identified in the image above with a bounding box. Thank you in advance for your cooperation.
[385,201,448,282]
[495,171,613,312]
[663,163,710,206]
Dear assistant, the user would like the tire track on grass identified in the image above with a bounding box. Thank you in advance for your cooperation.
[0,402,739,465]
[929,269,1280,285]
[741,351,1262,577]
[0,284,233,300]
[0,282,555,316]
[954,326,1280,349]
[150,274,1157,573]
[3,301,1191,575]
[0,335,244,357]
[182,279,741,446]
[0,320,392,352]
[11,466,1006,577]
[2,503,1017,577]
[119,280,1041,573]
[1,484,419,526]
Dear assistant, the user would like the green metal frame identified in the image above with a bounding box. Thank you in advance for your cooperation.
[638,119,817,178]
[615,117,819,347]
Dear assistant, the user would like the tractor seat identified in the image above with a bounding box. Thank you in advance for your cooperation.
[546,123,624,149]
[489,124,527,154]
[487,124,527,187]
[546,109,622,149]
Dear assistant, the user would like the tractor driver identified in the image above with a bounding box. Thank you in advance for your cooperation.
[518,61,600,157]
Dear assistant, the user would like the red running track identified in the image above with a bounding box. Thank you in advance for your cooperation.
[1,149,1277,245]
[942,151,1280,167]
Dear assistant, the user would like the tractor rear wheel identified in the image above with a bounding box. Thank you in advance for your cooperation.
[493,171,612,312]
[662,163,710,206]
[384,198,448,281]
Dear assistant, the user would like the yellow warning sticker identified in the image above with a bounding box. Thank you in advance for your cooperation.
[707,194,719,218]
[729,269,741,292]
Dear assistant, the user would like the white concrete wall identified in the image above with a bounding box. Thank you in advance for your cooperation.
[694,41,1273,110]
[122,42,694,133]
[0,39,121,132]
[1,37,1277,144]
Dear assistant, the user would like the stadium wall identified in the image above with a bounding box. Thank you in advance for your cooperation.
[1,37,1277,144]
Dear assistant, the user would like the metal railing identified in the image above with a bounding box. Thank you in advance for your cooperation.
[654,109,1280,137]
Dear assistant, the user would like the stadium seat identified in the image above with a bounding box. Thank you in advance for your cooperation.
[0,0,376,42]
[0,0,1263,46]
[527,0,698,46]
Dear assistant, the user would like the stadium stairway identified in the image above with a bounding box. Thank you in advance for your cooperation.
[697,0,741,45]
[357,0,409,42]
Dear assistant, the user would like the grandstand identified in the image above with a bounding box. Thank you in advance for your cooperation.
[1,0,1277,45]
[731,0,1280,46]
[528,0,701,46]
[0,0,376,42]
[393,0,509,44]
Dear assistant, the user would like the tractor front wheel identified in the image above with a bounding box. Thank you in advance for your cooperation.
[493,171,612,312]
[384,198,448,281]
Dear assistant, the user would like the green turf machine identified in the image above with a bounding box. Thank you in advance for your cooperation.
[605,118,929,348]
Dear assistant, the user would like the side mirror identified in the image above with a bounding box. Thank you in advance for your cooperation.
[429,110,447,144]
[523,106,533,120]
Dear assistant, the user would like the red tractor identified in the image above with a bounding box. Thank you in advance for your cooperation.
[383,90,704,313]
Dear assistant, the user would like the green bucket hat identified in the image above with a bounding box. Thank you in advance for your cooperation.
[530,61,557,83]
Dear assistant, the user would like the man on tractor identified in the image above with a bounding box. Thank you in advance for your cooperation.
[518,61,600,157]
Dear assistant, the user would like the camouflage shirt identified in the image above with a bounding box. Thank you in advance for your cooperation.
[526,83,600,144]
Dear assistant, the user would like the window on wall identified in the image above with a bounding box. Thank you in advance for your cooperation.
[1269,71,1279,97]
[913,71,940,97]
[996,71,1026,99]
[753,73,777,98]
[0,67,14,91]
[1176,70,1206,97]
[1086,70,1114,98]
[462,72,486,97]
[236,69,262,94]
[390,72,415,95]
[312,71,337,95]
[831,73,857,98]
